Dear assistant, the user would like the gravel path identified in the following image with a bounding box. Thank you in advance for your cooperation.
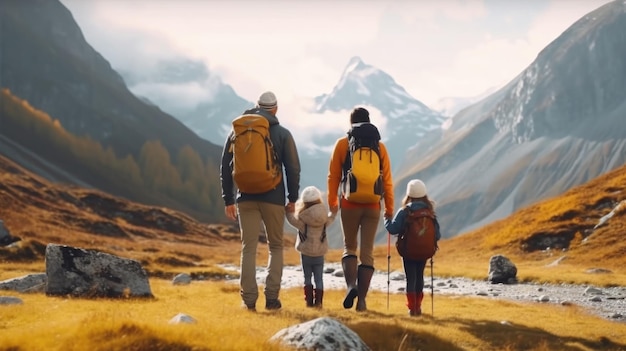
[220,263,626,322]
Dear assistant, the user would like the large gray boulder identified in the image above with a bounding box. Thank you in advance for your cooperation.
[45,244,153,298]
[270,317,371,351]
[488,254,518,284]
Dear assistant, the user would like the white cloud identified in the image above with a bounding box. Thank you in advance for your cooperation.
[61,0,613,112]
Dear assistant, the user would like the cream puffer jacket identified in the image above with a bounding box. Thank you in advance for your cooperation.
[286,203,336,257]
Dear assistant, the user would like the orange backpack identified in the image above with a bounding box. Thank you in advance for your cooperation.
[230,113,282,193]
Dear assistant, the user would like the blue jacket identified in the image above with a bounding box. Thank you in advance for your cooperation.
[384,200,441,241]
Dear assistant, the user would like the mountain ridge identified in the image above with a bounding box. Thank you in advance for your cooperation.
[394,0,626,238]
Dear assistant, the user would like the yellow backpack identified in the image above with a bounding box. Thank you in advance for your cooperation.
[341,123,383,203]
[230,113,282,193]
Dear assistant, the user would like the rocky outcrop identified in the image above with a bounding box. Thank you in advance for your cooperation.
[45,244,152,298]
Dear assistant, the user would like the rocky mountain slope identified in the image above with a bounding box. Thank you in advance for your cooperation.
[394,0,626,238]
[0,0,225,221]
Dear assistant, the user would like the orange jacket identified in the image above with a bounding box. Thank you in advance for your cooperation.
[327,136,394,217]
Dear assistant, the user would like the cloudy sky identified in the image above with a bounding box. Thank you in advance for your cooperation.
[60,0,611,111]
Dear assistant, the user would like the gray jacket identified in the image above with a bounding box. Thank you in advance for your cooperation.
[220,108,301,206]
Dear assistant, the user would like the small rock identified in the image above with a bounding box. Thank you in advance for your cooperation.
[585,268,612,274]
[169,313,196,324]
[584,287,603,295]
[0,296,23,305]
[172,273,192,285]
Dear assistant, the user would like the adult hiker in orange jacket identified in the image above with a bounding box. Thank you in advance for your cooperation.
[327,107,394,312]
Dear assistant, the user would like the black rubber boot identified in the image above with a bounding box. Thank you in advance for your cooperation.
[342,255,358,309]
[356,265,375,312]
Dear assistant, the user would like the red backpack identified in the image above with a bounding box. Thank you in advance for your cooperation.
[395,206,438,260]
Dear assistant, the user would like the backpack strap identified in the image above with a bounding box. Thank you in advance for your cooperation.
[321,224,327,243]
[298,224,308,243]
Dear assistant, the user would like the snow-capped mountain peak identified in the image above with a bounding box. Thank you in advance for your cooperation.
[312,57,447,169]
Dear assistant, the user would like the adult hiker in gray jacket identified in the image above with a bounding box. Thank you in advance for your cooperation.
[220,91,301,311]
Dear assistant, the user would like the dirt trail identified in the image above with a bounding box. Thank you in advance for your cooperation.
[220,263,626,323]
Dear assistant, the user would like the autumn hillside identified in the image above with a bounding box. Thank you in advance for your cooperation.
[2,144,626,287]
[436,160,626,285]
[0,153,257,278]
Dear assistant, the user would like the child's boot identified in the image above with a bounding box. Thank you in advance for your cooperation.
[413,292,424,316]
[406,292,418,316]
[304,284,314,307]
[313,288,324,308]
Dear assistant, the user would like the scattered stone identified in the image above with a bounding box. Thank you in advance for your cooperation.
[169,313,196,324]
[585,268,612,274]
[589,296,602,302]
[0,296,23,305]
[488,255,517,284]
[389,272,405,281]
[0,273,46,293]
[333,270,344,278]
[584,287,603,295]
[172,273,192,285]
[270,317,371,351]
[45,244,153,298]
[538,295,550,302]
[324,267,335,274]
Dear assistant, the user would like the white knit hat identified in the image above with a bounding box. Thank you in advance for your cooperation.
[257,91,277,109]
[407,179,427,198]
[301,186,322,203]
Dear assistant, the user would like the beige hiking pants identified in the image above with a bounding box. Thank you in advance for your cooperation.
[237,201,285,306]
[340,206,381,267]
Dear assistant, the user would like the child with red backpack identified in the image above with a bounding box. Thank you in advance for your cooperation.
[384,179,441,316]
[286,186,337,308]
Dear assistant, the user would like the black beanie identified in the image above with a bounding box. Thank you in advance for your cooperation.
[350,107,370,124]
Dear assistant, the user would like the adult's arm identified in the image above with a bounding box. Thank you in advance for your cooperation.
[380,142,395,218]
[384,207,407,235]
[220,131,235,206]
[282,130,301,203]
[327,138,346,210]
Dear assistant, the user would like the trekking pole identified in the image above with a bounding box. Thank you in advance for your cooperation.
[386,232,391,310]
[430,257,434,316]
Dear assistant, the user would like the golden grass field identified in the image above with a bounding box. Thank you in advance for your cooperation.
[1,155,626,350]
